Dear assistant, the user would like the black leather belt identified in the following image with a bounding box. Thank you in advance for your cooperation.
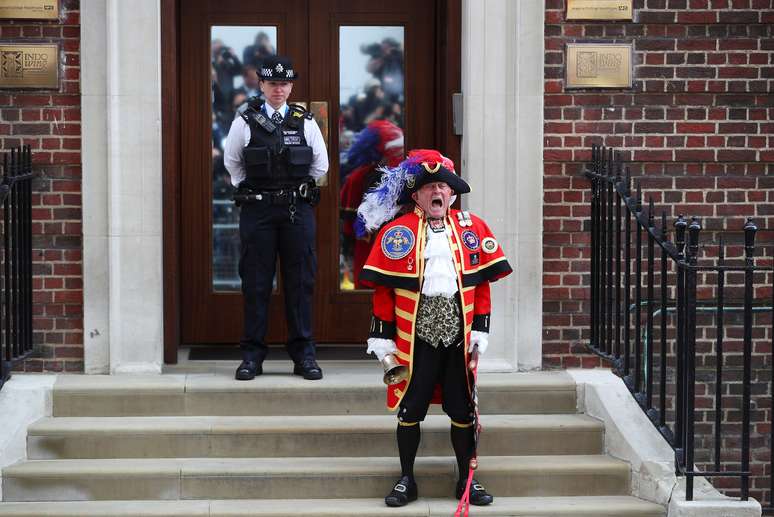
[233,189,297,204]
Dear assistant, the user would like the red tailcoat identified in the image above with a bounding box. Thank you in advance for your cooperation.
[360,206,512,410]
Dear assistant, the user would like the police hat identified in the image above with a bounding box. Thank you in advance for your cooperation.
[258,55,299,81]
[396,149,470,204]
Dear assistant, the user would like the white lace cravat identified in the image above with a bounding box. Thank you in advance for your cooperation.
[421,224,458,297]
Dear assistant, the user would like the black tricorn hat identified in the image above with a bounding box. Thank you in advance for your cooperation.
[396,149,470,204]
[258,55,299,81]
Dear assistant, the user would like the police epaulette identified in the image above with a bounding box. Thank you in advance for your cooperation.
[289,103,314,120]
[238,97,264,120]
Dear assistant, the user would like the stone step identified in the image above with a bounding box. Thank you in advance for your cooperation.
[27,413,603,459]
[2,455,630,502]
[51,370,577,417]
[0,496,666,516]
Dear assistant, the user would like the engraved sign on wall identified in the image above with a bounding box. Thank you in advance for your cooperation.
[0,0,59,20]
[0,44,59,89]
[565,43,632,89]
[566,0,633,21]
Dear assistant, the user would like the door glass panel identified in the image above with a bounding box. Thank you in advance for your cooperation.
[211,26,277,291]
[338,26,405,291]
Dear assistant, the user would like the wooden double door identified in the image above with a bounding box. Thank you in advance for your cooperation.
[170,0,459,349]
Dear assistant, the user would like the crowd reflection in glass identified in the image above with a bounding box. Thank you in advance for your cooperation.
[208,27,405,293]
[211,29,277,292]
[339,32,406,290]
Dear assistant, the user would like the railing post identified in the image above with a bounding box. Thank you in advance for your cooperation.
[589,144,599,349]
[614,160,622,366]
[714,237,725,473]
[623,168,632,380]
[24,145,32,355]
[634,182,643,396]
[0,152,6,389]
[645,198,655,415]
[606,148,614,358]
[674,214,687,457]
[741,217,756,501]
[4,149,12,374]
[770,260,774,510]
[659,211,669,434]
[684,216,701,501]
[9,147,18,361]
[600,147,608,355]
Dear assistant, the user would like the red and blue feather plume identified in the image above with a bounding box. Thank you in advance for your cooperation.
[356,149,453,235]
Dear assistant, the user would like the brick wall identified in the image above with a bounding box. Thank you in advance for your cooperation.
[543,0,773,363]
[543,0,774,505]
[1,0,82,373]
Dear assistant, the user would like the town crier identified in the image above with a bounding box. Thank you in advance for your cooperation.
[357,149,512,509]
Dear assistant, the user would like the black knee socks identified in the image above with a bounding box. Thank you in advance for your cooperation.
[450,424,475,482]
[396,423,421,480]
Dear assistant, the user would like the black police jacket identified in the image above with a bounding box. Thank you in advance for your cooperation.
[239,99,314,190]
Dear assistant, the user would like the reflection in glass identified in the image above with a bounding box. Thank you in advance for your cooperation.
[338,26,405,291]
[211,26,277,292]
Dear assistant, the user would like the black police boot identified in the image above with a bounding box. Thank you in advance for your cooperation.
[384,475,418,507]
[235,360,262,381]
[293,358,323,380]
[456,478,494,506]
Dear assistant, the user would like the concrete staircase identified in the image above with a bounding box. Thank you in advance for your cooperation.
[0,363,665,516]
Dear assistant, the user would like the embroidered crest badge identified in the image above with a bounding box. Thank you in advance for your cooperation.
[482,237,498,253]
[461,230,480,250]
[381,225,415,260]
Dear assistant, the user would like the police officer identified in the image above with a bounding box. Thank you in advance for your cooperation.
[224,55,328,381]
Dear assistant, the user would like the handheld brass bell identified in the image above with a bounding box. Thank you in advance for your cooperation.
[381,353,408,385]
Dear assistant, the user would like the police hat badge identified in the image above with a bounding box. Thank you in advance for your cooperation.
[258,55,299,81]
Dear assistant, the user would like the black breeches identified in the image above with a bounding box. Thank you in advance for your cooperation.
[398,337,473,424]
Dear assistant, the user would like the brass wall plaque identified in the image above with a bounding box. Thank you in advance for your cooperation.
[0,0,59,20]
[566,0,632,20]
[565,43,632,89]
[0,44,59,89]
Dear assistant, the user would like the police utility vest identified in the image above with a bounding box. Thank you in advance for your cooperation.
[239,99,314,190]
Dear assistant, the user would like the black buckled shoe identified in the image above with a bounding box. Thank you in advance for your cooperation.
[456,478,494,506]
[235,360,262,381]
[293,358,323,380]
[384,475,418,507]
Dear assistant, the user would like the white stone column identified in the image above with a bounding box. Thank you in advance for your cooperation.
[81,0,164,373]
[81,0,110,373]
[462,0,544,371]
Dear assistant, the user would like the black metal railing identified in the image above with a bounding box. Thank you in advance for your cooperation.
[0,145,35,391]
[585,143,774,506]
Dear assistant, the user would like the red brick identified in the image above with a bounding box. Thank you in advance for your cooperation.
[13,94,50,106]
[676,122,716,133]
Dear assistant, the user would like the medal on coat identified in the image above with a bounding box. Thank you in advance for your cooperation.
[461,230,480,250]
[381,226,415,260]
[482,237,498,253]
[456,211,473,227]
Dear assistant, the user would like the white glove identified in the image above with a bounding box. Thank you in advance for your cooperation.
[367,338,397,361]
[470,331,489,356]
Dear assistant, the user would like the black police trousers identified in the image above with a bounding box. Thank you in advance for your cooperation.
[238,198,316,364]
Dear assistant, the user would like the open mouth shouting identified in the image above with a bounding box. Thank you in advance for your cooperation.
[412,181,453,218]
